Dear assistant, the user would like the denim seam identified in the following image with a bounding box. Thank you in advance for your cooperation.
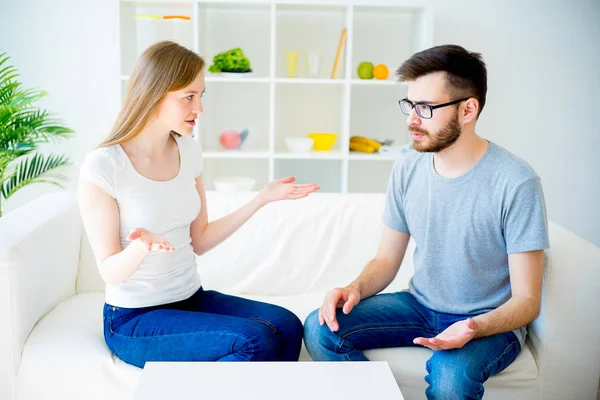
[337,338,352,362]
[108,308,115,333]
[248,317,278,334]
[340,324,436,340]
[483,338,520,379]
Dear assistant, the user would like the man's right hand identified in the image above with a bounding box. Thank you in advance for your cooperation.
[318,286,361,332]
[128,228,175,252]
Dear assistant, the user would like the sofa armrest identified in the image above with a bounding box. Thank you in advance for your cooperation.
[527,221,600,399]
[0,191,82,399]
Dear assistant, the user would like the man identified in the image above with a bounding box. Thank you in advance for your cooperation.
[303,44,549,400]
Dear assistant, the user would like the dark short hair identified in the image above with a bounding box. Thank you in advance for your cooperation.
[397,45,487,118]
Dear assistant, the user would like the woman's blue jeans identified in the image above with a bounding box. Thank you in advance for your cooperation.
[104,287,303,367]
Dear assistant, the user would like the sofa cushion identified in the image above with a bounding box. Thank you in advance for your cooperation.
[245,293,538,400]
[17,292,538,400]
[76,192,414,296]
[16,293,137,400]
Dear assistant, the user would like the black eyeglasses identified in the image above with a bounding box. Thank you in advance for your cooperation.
[399,98,469,119]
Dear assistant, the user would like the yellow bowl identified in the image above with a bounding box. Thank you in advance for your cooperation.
[308,133,338,151]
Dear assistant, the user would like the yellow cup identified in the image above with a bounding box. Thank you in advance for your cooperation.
[285,51,299,78]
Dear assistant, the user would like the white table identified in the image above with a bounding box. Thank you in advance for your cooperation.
[134,361,404,399]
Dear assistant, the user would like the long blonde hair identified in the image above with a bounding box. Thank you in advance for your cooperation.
[99,41,205,147]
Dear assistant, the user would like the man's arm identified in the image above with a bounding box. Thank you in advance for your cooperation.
[472,249,544,338]
[347,226,411,299]
[321,158,411,331]
[319,226,411,332]
[471,178,548,338]
[414,249,544,350]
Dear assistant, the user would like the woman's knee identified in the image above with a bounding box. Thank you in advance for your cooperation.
[266,307,303,361]
[273,306,303,342]
[254,305,303,347]
[234,322,281,362]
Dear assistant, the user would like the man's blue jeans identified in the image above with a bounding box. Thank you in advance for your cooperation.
[303,291,521,400]
[104,287,303,367]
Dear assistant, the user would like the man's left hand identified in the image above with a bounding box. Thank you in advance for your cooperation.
[413,318,480,350]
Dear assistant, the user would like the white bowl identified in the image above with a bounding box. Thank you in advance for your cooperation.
[213,176,256,192]
[285,137,314,152]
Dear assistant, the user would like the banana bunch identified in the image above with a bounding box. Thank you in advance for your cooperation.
[349,136,382,153]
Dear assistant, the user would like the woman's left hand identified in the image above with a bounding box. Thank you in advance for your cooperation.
[258,176,320,204]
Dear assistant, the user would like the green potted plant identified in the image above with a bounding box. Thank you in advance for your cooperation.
[0,52,73,217]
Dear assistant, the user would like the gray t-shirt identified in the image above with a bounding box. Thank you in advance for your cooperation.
[382,141,549,347]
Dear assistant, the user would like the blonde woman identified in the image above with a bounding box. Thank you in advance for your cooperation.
[78,41,319,367]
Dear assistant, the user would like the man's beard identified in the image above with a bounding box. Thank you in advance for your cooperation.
[410,112,461,153]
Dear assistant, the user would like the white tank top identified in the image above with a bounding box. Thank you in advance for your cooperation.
[79,134,203,308]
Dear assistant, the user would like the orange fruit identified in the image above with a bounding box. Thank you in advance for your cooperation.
[373,64,389,80]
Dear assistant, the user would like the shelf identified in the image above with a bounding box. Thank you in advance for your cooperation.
[275,84,344,153]
[202,151,270,159]
[197,3,270,11]
[348,159,395,193]
[200,81,270,152]
[275,4,348,79]
[123,75,405,86]
[350,83,410,149]
[119,2,194,74]
[202,158,268,191]
[274,151,343,160]
[275,159,341,193]
[118,0,433,194]
[123,74,270,84]
[198,3,271,77]
[275,78,345,85]
[351,5,430,81]
[119,0,196,3]
[200,151,406,161]
[206,76,270,83]
[348,152,400,161]
[350,79,405,86]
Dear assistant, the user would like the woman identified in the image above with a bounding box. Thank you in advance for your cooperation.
[78,41,319,367]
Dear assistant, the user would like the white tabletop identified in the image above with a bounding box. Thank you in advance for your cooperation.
[134,361,403,400]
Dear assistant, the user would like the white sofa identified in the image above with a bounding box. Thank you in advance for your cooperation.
[1,191,599,400]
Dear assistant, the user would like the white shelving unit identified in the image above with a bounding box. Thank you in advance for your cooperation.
[119,0,433,193]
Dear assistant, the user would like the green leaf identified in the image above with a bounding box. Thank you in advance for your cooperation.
[0,52,73,202]
[0,53,19,83]
[1,153,70,200]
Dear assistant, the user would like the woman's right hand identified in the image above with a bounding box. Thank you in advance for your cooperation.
[127,228,175,252]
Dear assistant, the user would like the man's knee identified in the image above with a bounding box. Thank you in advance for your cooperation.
[303,309,336,356]
[303,309,323,345]
[425,352,485,399]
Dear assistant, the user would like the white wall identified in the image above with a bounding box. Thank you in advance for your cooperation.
[1,0,599,247]
[0,0,121,213]
[430,0,600,247]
